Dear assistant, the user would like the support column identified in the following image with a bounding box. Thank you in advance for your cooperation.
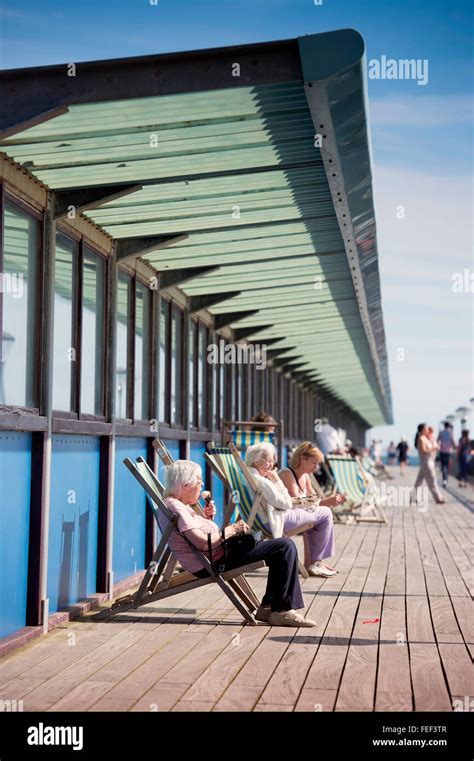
[37,200,56,632]
[104,246,118,598]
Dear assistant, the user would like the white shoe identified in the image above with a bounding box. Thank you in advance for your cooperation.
[307,562,337,578]
[268,609,316,627]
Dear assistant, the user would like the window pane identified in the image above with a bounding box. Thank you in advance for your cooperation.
[1,201,38,407]
[218,353,225,426]
[170,307,183,425]
[116,274,130,419]
[53,233,76,411]
[158,300,168,422]
[198,325,208,427]
[81,251,104,415]
[189,320,197,427]
[134,282,150,420]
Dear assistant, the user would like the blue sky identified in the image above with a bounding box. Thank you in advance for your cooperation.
[1,0,473,444]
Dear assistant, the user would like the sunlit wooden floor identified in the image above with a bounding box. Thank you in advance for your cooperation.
[0,468,472,713]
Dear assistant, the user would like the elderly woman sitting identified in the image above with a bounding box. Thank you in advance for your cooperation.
[160,459,316,627]
[246,441,345,578]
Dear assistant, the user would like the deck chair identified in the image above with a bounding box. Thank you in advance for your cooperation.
[326,455,387,524]
[222,419,284,466]
[106,456,264,625]
[205,443,314,578]
[308,472,352,524]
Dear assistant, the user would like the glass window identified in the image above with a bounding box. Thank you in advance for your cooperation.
[116,273,131,419]
[1,200,39,407]
[53,233,77,411]
[189,320,197,427]
[170,306,183,425]
[198,324,208,428]
[158,299,169,423]
[217,348,226,427]
[80,250,105,415]
[134,281,150,420]
[235,363,243,420]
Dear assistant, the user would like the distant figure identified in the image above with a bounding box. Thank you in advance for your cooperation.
[412,424,445,504]
[250,411,276,433]
[315,417,343,455]
[397,436,409,475]
[414,423,426,451]
[387,441,397,466]
[457,430,473,488]
[369,439,381,461]
[369,438,394,479]
[437,422,456,487]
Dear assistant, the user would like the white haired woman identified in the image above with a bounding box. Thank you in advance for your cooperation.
[160,459,316,627]
[246,441,345,578]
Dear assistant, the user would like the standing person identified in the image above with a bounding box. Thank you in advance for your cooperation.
[387,441,397,466]
[412,424,446,504]
[369,439,380,461]
[437,422,456,487]
[397,436,409,475]
[457,430,473,488]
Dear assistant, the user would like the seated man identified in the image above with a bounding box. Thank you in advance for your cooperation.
[315,417,345,455]
[160,459,316,628]
[246,442,345,577]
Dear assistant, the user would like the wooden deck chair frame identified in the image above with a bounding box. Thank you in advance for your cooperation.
[205,442,314,578]
[326,455,387,524]
[150,442,264,617]
[104,457,264,625]
[221,418,284,467]
[308,473,354,525]
[152,439,262,604]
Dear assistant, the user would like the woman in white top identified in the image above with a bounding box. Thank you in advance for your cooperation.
[246,442,345,577]
[413,424,445,504]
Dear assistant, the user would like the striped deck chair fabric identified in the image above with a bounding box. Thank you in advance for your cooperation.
[208,446,270,536]
[232,429,275,450]
[327,455,366,505]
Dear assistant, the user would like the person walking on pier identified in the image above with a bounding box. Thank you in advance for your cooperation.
[457,430,473,488]
[397,436,409,475]
[412,424,445,505]
[437,422,456,487]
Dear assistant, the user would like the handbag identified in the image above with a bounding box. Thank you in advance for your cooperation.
[207,529,263,574]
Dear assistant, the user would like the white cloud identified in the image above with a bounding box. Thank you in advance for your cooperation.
[370,94,473,127]
[369,164,473,445]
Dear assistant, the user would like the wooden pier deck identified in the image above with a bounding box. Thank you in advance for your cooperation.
[0,469,472,713]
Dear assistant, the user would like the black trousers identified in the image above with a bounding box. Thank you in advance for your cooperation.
[195,537,304,612]
[439,452,451,481]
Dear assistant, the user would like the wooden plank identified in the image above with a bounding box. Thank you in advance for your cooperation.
[300,527,379,702]
[451,597,474,659]
[294,688,337,712]
[409,643,452,711]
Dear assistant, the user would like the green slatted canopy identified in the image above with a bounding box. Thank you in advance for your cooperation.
[0,29,393,426]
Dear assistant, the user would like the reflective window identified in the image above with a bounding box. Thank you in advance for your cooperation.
[189,320,197,427]
[170,306,183,425]
[53,233,77,411]
[116,273,131,419]
[134,282,150,420]
[1,200,39,407]
[198,324,208,428]
[80,250,105,415]
[158,299,169,423]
